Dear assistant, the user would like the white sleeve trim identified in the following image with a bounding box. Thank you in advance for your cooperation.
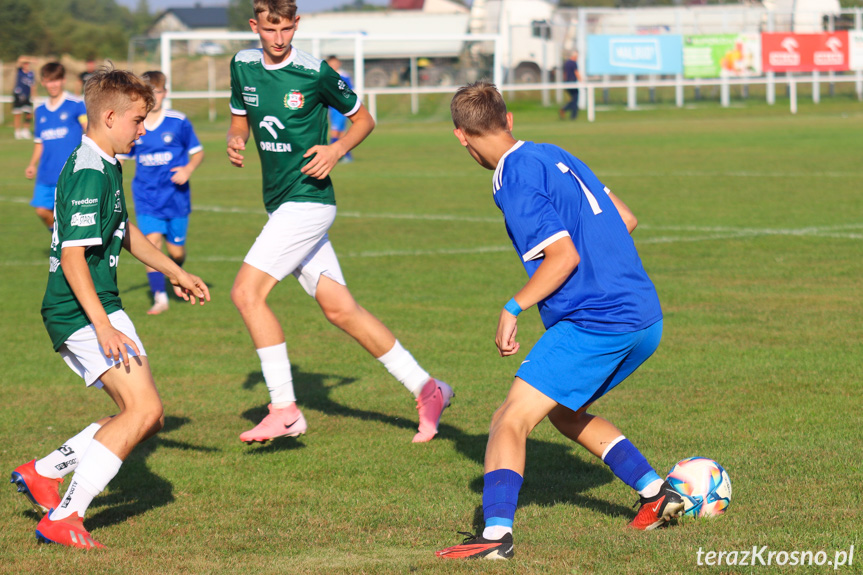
[604,185,611,195]
[230,106,247,116]
[522,230,570,262]
[188,145,204,155]
[62,238,102,248]
[344,99,362,118]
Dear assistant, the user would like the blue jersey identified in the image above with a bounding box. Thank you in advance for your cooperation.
[493,141,662,332]
[123,109,202,219]
[14,67,34,97]
[33,93,86,187]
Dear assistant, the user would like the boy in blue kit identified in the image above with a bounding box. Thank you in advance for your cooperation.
[25,62,87,232]
[437,82,683,560]
[121,71,204,315]
[13,57,35,140]
[326,55,353,163]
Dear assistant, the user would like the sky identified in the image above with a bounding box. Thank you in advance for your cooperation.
[115,0,390,13]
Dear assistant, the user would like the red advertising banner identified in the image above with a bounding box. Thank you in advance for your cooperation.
[762,32,850,73]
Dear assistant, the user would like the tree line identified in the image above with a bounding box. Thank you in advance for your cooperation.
[0,0,153,61]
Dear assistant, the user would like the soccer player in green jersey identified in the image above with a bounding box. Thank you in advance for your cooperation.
[226,0,453,444]
[10,67,210,549]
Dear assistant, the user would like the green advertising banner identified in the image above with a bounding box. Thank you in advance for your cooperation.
[683,34,761,78]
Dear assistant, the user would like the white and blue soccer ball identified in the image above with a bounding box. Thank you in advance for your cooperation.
[666,457,732,518]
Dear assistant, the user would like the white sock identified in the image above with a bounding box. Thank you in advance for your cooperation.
[51,440,122,520]
[482,525,512,540]
[154,291,168,304]
[35,423,102,479]
[257,342,296,407]
[638,478,664,499]
[377,341,431,398]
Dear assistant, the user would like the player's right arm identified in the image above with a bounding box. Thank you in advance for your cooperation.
[226,113,249,168]
[607,190,637,234]
[60,246,140,366]
[25,142,43,179]
[496,236,580,357]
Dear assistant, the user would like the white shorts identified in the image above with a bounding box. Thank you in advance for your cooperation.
[58,310,147,388]
[243,202,346,297]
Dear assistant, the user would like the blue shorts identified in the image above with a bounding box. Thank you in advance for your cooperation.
[31,184,56,210]
[516,319,663,412]
[329,109,347,132]
[136,213,189,246]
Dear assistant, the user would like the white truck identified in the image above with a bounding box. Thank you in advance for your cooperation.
[297,0,565,87]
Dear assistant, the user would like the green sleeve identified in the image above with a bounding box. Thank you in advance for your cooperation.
[56,169,108,248]
[319,62,359,116]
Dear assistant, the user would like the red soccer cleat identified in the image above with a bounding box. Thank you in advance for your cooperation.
[413,378,454,443]
[36,512,105,549]
[628,480,685,530]
[436,531,514,560]
[10,460,62,515]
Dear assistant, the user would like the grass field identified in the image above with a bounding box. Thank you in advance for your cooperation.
[0,94,861,574]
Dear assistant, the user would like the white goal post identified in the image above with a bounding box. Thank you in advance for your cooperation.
[158,30,505,110]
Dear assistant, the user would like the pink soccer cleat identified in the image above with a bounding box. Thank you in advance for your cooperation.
[10,460,62,515]
[413,378,454,443]
[239,403,307,444]
[36,512,105,549]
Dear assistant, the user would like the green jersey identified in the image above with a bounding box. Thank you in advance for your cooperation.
[41,136,128,350]
[230,47,360,212]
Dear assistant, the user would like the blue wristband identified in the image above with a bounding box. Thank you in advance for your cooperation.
[504,297,522,317]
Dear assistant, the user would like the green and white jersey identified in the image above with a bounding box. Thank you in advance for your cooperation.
[41,136,128,350]
[230,47,360,212]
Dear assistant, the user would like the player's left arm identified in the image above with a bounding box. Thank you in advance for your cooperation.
[123,222,210,305]
[170,149,204,186]
[607,190,637,233]
[302,103,374,180]
[496,236,580,357]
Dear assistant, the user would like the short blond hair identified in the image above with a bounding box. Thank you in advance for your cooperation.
[142,70,167,90]
[253,0,297,22]
[450,81,509,137]
[84,65,155,126]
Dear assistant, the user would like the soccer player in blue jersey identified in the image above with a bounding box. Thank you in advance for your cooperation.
[13,57,36,140]
[121,71,204,315]
[437,82,683,560]
[326,55,353,163]
[25,62,87,232]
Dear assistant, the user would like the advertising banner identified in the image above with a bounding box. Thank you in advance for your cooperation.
[587,35,684,76]
[683,34,761,78]
[849,31,863,71]
[761,32,850,73]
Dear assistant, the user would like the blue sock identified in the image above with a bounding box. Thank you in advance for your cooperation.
[482,469,523,535]
[602,438,661,492]
[147,271,166,295]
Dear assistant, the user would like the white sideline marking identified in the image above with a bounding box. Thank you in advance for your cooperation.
[1,196,860,267]
[601,170,858,178]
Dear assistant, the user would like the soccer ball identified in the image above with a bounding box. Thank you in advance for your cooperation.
[666,457,732,518]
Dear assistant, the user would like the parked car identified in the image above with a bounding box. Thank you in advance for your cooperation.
[196,41,226,56]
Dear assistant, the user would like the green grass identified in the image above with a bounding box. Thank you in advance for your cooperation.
[0,95,861,574]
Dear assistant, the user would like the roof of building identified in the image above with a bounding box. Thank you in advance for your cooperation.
[159,6,229,29]
[391,0,425,8]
